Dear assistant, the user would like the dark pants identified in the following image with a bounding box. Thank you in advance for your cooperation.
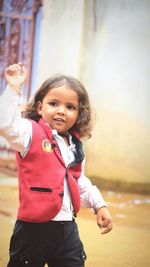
[7,219,87,267]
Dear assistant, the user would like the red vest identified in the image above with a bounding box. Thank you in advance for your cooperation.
[16,119,84,222]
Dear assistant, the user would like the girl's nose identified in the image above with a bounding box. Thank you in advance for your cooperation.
[57,105,65,114]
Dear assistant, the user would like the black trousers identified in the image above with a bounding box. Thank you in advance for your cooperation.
[7,219,87,267]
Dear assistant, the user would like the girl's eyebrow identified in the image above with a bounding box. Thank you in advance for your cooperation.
[48,98,78,106]
[48,98,58,101]
[47,98,59,103]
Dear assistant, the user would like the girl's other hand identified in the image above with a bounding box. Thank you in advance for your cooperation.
[96,206,113,234]
[4,63,27,89]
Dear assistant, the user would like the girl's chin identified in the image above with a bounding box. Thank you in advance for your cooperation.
[52,126,68,134]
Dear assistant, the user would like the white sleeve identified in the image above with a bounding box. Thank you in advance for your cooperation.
[78,159,107,211]
[0,85,32,154]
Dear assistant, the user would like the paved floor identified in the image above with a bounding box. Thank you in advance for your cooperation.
[0,173,150,267]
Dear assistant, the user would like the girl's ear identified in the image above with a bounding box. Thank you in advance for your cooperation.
[36,101,42,115]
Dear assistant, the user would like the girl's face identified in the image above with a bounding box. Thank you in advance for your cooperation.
[37,84,79,134]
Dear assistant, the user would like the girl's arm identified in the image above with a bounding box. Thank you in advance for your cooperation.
[78,171,107,210]
[79,160,113,234]
[0,64,32,154]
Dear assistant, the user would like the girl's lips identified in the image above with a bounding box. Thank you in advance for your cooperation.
[54,117,65,123]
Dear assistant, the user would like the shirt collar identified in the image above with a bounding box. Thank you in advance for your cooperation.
[52,129,75,148]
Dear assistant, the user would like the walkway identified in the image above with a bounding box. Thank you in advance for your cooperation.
[0,173,150,267]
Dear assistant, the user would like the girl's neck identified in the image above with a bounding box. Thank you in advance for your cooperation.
[59,132,68,137]
[59,132,70,146]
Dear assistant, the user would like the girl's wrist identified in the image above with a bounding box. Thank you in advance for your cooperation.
[94,205,108,214]
[9,84,22,96]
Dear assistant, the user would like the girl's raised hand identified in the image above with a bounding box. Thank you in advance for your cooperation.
[4,63,27,89]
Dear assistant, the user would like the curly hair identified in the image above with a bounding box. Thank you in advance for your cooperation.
[22,74,92,138]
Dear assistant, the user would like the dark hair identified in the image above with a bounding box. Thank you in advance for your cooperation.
[22,74,92,138]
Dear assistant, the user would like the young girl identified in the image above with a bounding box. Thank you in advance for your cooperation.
[0,63,113,267]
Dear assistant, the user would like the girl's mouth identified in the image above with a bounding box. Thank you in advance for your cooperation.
[54,117,65,123]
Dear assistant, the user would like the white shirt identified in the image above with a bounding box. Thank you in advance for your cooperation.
[0,86,107,220]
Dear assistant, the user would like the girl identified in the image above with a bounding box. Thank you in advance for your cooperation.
[0,63,113,267]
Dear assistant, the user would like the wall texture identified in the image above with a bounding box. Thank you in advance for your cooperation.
[80,0,150,188]
[37,0,84,83]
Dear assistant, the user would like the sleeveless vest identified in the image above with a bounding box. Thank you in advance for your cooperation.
[16,119,84,222]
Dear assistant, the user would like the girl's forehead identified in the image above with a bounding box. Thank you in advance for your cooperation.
[45,84,79,102]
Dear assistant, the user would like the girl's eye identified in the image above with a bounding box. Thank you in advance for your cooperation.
[49,101,57,107]
[67,105,76,110]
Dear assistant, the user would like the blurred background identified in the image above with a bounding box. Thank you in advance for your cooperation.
[0,1,150,267]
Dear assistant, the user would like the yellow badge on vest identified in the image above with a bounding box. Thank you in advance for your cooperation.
[42,139,54,153]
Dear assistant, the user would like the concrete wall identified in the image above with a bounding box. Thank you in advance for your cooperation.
[36,0,150,189]
[37,0,84,84]
[80,0,150,187]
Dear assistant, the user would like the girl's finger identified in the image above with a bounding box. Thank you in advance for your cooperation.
[101,223,113,234]
[5,67,15,76]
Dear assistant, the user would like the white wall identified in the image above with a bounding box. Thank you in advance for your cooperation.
[81,0,150,184]
[37,0,84,86]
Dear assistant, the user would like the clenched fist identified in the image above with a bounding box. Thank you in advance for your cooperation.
[4,63,27,93]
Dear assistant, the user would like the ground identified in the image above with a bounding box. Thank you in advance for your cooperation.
[0,173,150,267]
